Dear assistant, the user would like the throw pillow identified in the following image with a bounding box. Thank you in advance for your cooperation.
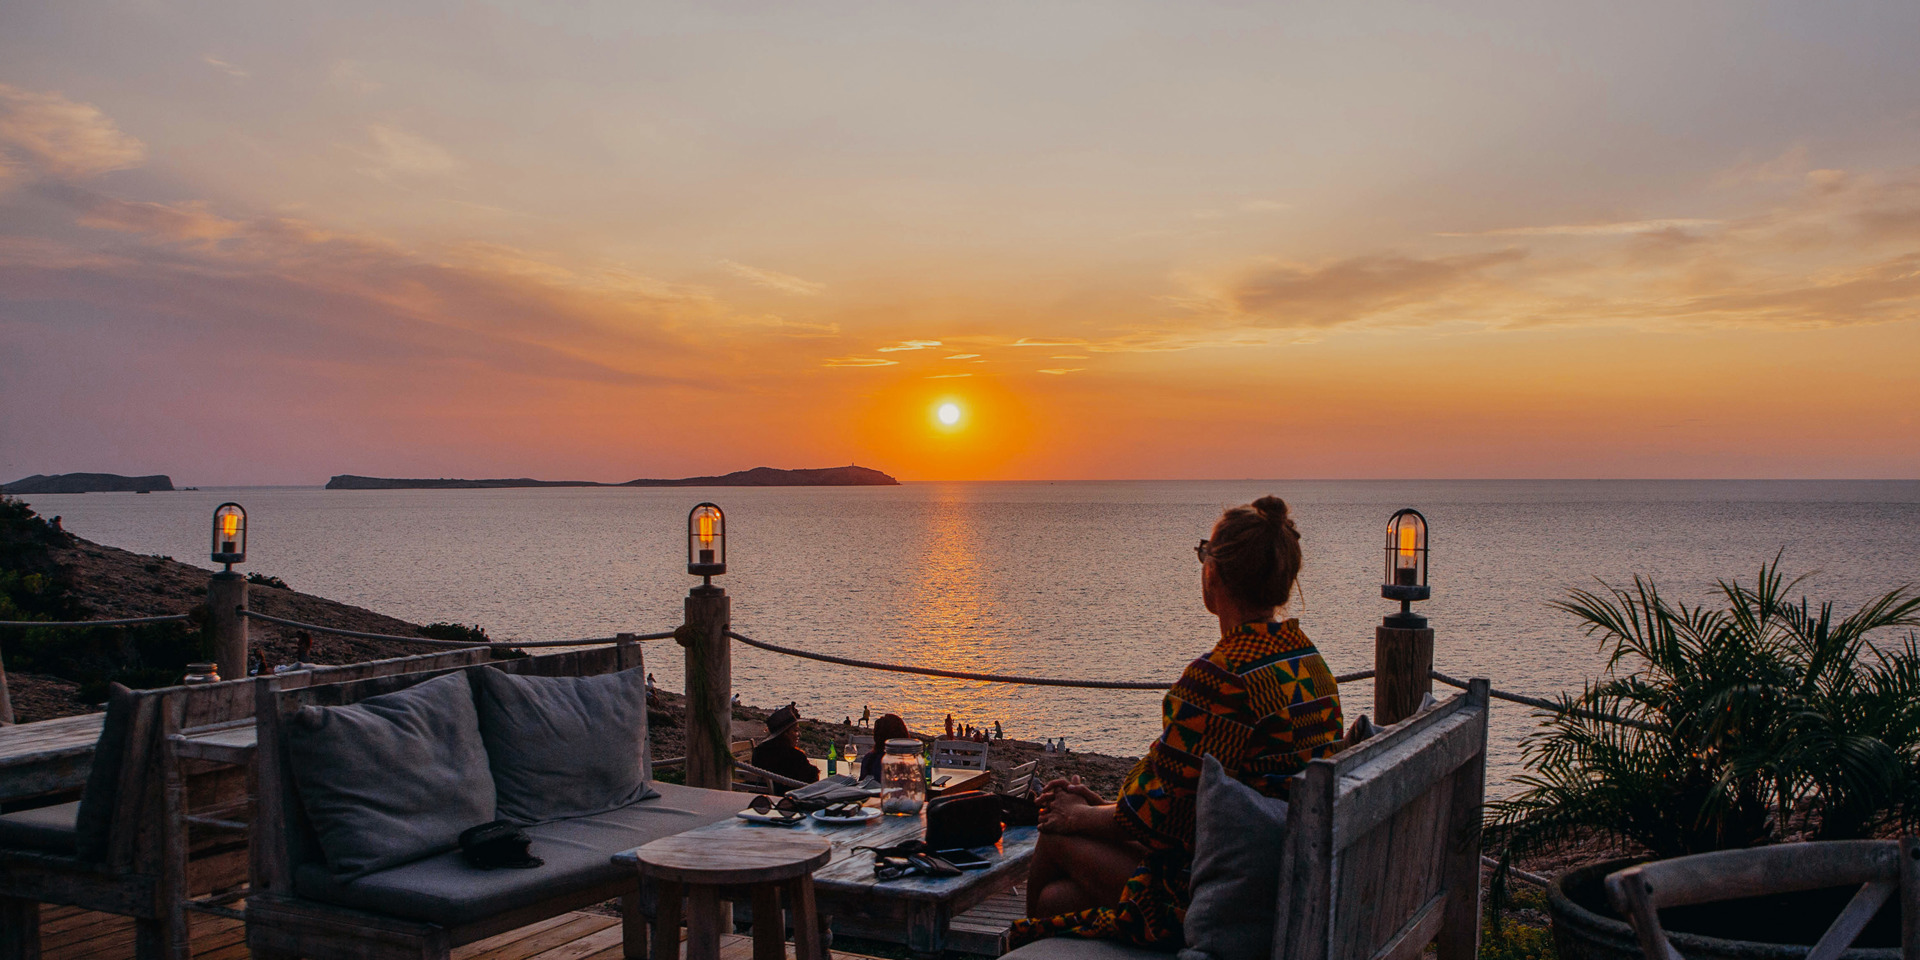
[286,671,495,878]
[1180,755,1290,960]
[474,664,655,823]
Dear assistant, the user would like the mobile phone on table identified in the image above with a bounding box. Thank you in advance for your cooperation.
[932,775,952,787]
[934,848,991,870]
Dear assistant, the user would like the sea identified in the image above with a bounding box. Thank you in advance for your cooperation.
[18,480,1920,794]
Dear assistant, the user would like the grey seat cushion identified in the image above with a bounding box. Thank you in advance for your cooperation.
[292,782,743,926]
[286,672,495,878]
[1005,936,1173,960]
[474,664,654,823]
[0,800,80,854]
[1179,756,1290,960]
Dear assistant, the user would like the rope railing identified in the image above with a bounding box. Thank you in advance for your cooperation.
[0,614,193,628]
[728,629,1376,689]
[1432,670,1660,733]
[238,610,674,649]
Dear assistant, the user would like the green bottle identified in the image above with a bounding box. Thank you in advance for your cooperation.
[827,740,839,776]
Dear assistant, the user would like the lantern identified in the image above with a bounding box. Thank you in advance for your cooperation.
[211,502,247,569]
[687,503,726,579]
[1381,508,1429,627]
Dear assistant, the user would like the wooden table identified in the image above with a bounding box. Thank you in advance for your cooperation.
[0,713,258,802]
[628,803,1038,957]
[628,832,833,960]
[806,758,994,796]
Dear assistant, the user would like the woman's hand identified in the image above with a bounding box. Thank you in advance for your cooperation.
[1039,797,1112,836]
[1038,774,1105,811]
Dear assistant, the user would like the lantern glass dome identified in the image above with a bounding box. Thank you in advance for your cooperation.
[1381,508,1429,601]
[687,503,726,577]
[211,502,247,567]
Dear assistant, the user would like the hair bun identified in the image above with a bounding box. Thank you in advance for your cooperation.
[1251,495,1290,524]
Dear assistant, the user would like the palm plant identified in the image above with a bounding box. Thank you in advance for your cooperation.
[1485,558,1920,906]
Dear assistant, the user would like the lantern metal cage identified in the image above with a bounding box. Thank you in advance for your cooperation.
[1381,508,1429,603]
[687,503,726,580]
[211,502,247,569]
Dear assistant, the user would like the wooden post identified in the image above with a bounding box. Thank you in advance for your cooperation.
[208,571,248,684]
[680,585,732,791]
[1373,623,1434,726]
[0,642,13,724]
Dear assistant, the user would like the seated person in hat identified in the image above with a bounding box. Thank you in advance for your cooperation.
[750,702,821,792]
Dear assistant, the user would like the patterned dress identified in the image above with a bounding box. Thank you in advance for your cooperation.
[1010,619,1343,951]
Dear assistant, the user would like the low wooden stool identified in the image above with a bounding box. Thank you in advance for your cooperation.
[630,833,833,960]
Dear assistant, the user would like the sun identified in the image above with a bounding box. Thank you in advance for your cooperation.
[936,402,962,426]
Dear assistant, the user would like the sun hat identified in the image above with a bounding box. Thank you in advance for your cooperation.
[763,702,801,740]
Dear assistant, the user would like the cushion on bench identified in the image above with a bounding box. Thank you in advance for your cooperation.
[286,672,496,879]
[475,664,655,823]
[1004,936,1173,960]
[1180,755,1291,960]
[0,800,80,855]
[291,782,743,926]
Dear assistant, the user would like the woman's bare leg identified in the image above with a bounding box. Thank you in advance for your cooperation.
[1025,832,1146,917]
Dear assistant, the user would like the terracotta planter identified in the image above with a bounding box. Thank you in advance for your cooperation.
[1547,858,1899,960]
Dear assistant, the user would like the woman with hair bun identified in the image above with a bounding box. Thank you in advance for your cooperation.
[1012,496,1344,950]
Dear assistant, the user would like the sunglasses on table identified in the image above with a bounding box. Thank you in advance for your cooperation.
[747,794,805,821]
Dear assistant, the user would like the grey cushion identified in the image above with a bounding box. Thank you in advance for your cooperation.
[1179,756,1290,960]
[475,664,655,823]
[74,683,137,861]
[286,672,495,879]
[292,782,743,925]
[1006,936,1172,960]
[0,800,80,854]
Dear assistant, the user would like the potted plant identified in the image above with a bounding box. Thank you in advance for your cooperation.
[1486,559,1920,960]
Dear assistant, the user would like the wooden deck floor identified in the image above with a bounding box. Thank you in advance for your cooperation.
[34,904,920,960]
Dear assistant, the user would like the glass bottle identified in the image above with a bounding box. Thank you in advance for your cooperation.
[880,738,927,815]
[827,740,839,776]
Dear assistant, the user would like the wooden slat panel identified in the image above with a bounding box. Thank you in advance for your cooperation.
[1331,707,1482,849]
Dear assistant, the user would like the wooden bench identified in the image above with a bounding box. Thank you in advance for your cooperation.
[1001,679,1491,960]
[246,641,743,960]
[1274,679,1490,960]
[0,647,498,960]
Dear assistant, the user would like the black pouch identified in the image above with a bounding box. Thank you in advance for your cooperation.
[925,790,1004,850]
[997,792,1040,827]
[459,820,543,870]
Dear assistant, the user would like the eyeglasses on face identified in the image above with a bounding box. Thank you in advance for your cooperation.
[1195,540,1212,564]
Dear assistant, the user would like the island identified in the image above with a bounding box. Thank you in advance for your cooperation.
[326,465,898,490]
[3,473,175,494]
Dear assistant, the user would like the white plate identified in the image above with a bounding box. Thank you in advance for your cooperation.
[736,809,808,826]
[810,807,883,824]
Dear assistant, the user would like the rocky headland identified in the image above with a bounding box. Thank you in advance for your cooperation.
[3,473,174,494]
[326,465,898,490]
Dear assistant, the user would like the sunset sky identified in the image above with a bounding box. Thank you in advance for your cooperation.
[3,1,1919,482]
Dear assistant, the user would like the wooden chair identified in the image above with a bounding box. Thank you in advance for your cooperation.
[1272,679,1490,960]
[932,738,989,771]
[1605,840,1920,960]
[849,734,874,756]
[0,647,497,960]
[998,760,1037,797]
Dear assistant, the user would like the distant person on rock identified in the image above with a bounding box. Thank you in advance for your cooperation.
[858,713,911,781]
[750,702,820,792]
[1014,496,1343,951]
